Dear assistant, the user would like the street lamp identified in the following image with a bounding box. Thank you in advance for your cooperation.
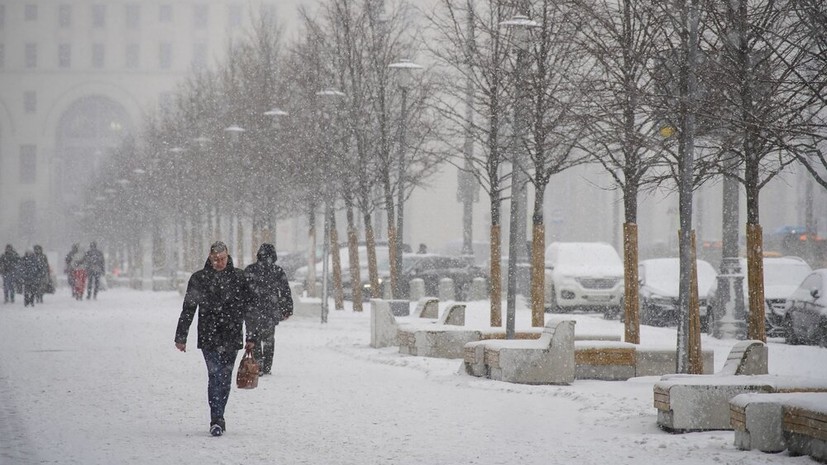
[500,13,539,339]
[259,108,290,247]
[388,58,422,299]
[315,88,345,323]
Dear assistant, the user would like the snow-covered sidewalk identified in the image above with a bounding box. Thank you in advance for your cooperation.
[1,288,825,465]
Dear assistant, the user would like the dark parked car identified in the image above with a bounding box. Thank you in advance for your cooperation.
[395,254,488,301]
[638,258,717,330]
[784,268,827,347]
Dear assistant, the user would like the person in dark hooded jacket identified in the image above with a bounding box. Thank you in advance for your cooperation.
[1,244,20,303]
[245,243,293,376]
[18,250,41,307]
[174,241,256,437]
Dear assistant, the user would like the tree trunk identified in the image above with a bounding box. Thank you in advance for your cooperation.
[345,197,363,312]
[329,212,344,310]
[490,196,502,327]
[530,184,546,327]
[306,206,317,298]
[688,231,703,374]
[363,213,380,299]
[623,223,640,344]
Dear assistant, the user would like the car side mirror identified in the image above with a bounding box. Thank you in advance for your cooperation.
[811,288,820,299]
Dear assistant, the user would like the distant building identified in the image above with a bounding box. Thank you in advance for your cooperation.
[0,0,278,250]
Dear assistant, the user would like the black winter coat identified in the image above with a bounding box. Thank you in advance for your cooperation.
[175,256,256,351]
[17,253,41,286]
[245,244,293,329]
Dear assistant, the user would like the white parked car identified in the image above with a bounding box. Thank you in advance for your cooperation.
[784,268,827,347]
[544,242,624,317]
[740,256,812,338]
[638,258,718,331]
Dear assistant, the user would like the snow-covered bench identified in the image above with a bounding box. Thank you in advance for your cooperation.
[370,299,464,349]
[411,297,439,318]
[463,318,576,384]
[651,340,825,432]
[730,392,827,462]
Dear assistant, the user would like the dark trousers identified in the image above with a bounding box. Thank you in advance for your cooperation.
[23,284,35,306]
[87,272,101,298]
[3,276,14,302]
[254,325,276,374]
[202,349,238,422]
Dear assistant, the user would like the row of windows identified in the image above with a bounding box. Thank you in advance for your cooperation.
[0,3,243,29]
[0,42,209,70]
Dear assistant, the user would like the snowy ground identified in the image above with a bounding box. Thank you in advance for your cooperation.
[1,287,825,465]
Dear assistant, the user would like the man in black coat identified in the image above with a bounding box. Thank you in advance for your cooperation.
[245,243,293,376]
[84,241,105,300]
[18,250,40,307]
[0,244,20,303]
[174,241,257,437]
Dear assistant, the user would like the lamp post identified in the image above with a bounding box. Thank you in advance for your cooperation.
[224,124,246,264]
[261,108,289,246]
[501,13,539,339]
[316,88,345,323]
[388,59,422,299]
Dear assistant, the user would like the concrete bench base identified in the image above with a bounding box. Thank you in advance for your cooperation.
[730,392,827,463]
[656,375,827,432]
[463,319,576,385]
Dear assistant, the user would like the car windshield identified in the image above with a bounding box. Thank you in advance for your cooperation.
[643,259,717,292]
[738,258,812,287]
[552,244,621,267]
[763,262,812,286]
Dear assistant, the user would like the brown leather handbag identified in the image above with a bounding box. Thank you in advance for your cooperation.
[236,349,259,389]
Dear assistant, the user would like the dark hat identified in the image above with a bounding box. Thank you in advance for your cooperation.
[256,243,278,263]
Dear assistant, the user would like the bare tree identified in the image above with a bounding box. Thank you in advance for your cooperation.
[701,0,811,342]
[571,0,663,343]
[425,0,514,326]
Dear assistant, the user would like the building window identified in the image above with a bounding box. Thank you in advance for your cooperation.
[24,4,37,21]
[58,43,71,68]
[192,42,207,69]
[20,145,37,184]
[193,4,208,29]
[126,4,140,28]
[228,4,242,27]
[159,4,172,22]
[92,43,104,68]
[25,43,37,68]
[126,43,139,69]
[24,91,36,114]
[159,42,171,69]
[92,4,106,28]
[58,4,71,27]
[19,200,36,238]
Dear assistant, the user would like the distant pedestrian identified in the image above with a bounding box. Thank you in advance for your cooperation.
[33,245,51,303]
[84,242,105,299]
[67,245,86,300]
[18,250,41,307]
[0,244,20,303]
[174,241,257,437]
[245,243,293,376]
[65,244,82,298]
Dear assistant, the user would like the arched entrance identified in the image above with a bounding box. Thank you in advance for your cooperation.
[54,95,133,235]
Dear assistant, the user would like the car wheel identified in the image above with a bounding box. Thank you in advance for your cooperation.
[548,286,562,313]
[700,314,709,334]
[785,315,801,345]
